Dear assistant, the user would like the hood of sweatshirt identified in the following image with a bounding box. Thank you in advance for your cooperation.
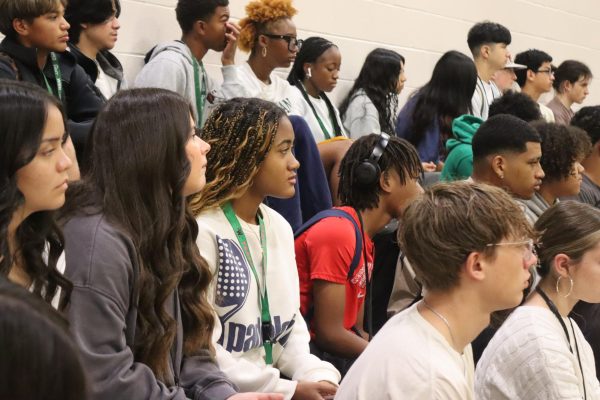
[446,114,484,151]
[144,40,192,66]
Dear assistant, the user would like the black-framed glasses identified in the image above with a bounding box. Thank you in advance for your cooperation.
[262,33,303,51]
[536,68,554,76]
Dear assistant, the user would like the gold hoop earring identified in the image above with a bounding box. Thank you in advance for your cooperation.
[261,46,267,58]
[556,275,573,298]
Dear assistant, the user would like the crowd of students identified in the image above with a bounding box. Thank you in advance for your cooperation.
[1,0,600,399]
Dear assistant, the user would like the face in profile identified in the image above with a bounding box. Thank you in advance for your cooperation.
[203,5,231,52]
[182,115,211,197]
[250,116,300,199]
[262,18,300,69]
[501,142,545,199]
[568,241,600,304]
[80,2,120,51]
[482,237,536,310]
[22,2,70,52]
[16,104,73,216]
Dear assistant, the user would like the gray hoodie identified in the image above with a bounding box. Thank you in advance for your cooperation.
[134,40,243,124]
[63,212,238,400]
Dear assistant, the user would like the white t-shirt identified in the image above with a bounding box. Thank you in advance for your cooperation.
[291,86,346,143]
[94,60,119,99]
[539,102,556,123]
[336,302,475,400]
[472,77,502,120]
[475,306,600,400]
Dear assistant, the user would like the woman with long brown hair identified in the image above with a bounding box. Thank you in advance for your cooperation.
[61,88,281,400]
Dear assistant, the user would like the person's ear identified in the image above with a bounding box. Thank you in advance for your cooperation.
[464,251,486,282]
[491,155,506,180]
[552,253,572,278]
[563,80,573,93]
[12,18,30,37]
[379,170,393,194]
[481,44,491,60]
[526,69,536,82]
[194,19,207,35]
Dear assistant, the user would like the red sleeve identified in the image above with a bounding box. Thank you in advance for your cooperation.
[300,217,357,285]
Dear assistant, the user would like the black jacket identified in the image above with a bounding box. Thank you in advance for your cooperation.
[69,44,125,98]
[0,36,104,162]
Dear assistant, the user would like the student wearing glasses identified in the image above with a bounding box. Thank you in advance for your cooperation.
[515,49,556,123]
[519,122,590,225]
[336,181,536,399]
[222,0,333,230]
[476,201,600,399]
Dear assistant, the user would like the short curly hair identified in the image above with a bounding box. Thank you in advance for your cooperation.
[238,0,297,53]
[531,121,591,182]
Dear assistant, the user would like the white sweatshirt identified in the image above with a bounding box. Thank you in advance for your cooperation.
[196,204,340,399]
[221,62,306,116]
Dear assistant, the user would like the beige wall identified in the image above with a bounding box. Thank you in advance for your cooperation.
[108,0,600,108]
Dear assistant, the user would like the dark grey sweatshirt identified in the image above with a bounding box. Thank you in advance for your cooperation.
[63,212,238,400]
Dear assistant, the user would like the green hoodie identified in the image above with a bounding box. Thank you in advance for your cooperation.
[441,114,483,181]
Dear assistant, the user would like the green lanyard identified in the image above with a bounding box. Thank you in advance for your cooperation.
[192,57,207,128]
[42,52,63,101]
[221,202,273,364]
[301,82,335,140]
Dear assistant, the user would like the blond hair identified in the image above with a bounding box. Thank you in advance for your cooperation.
[238,0,297,52]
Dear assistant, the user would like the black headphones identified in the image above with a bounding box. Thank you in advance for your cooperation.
[354,133,390,186]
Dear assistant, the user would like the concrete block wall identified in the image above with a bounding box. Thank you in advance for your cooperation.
[116,0,600,109]
[16,0,600,109]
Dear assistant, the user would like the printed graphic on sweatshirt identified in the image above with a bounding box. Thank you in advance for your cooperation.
[215,235,296,353]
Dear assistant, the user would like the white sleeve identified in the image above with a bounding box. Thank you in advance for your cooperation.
[213,65,253,101]
[195,217,298,399]
[471,86,484,119]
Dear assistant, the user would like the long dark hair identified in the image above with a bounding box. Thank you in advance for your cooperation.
[0,79,72,309]
[0,278,88,400]
[63,88,215,383]
[407,51,476,147]
[287,36,343,137]
[339,48,404,134]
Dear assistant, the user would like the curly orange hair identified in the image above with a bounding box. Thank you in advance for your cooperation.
[238,0,297,52]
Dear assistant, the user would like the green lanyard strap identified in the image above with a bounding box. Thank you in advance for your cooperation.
[221,202,273,364]
[192,57,207,128]
[42,52,63,101]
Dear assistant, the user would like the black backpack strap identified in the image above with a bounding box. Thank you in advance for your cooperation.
[294,209,362,280]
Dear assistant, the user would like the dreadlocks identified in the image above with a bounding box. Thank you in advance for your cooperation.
[338,134,423,210]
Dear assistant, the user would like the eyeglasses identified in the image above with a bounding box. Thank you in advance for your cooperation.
[486,239,536,261]
[536,69,555,76]
[262,33,303,51]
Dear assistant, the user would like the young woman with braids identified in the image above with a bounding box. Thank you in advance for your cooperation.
[60,88,281,400]
[339,48,405,139]
[0,80,73,310]
[222,0,332,228]
[190,97,340,400]
[287,36,351,205]
[476,201,600,399]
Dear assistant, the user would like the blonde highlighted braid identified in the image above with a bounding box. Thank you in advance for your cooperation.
[238,0,297,53]
[189,98,287,215]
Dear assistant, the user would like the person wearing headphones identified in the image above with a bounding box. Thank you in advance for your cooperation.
[294,134,423,376]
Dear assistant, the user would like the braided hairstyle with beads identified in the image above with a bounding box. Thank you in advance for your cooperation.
[189,97,287,214]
